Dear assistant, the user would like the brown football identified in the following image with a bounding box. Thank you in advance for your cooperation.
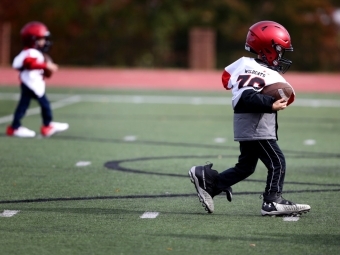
[261,82,294,102]
[43,53,53,78]
[43,68,53,78]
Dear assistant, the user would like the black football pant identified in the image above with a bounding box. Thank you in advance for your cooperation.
[216,140,286,195]
[11,83,52,129]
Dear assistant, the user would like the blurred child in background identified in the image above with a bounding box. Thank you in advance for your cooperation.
[6,21,68,138]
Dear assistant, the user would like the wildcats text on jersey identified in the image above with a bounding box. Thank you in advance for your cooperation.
[244,69,266,77]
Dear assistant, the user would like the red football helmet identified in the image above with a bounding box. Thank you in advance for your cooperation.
[245,20,293,73]
[20,21,52,52]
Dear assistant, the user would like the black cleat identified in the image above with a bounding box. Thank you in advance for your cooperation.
[188,163,220,213]
[261,193,311,216]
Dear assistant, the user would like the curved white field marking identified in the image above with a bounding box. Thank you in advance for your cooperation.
[0,95,81,124]
[1,93,340,107]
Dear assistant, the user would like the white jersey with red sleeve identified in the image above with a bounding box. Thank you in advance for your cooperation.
[222,57,290,108]
[12,48,46,97]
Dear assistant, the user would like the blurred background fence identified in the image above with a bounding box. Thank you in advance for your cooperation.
[0,0,339,71]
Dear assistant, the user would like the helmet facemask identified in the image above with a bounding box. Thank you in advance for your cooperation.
[260,42,293,73]
[271,42,293,73]
[34,35,52,53]
[21,21,52,53]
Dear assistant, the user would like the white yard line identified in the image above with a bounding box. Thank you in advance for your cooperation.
[123,135,137,141]
[283,216,300,222]
[0,93,340,107]
[75,161,92,167]
[0,95,80,125]
[0,210,20,217]
[78,94,340,107]
[140,212,159,219]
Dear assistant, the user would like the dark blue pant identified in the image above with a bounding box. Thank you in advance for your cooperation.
[11,83,52,129]
[216,140,286,195]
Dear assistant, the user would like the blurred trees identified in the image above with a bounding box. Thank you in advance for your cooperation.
[0,0,339,71]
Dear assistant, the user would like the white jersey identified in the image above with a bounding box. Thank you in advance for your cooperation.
[12,48,46,97]
[223,57,288,108]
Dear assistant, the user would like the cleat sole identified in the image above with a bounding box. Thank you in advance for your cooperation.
[261,209,310,217]
[188,167,214,213]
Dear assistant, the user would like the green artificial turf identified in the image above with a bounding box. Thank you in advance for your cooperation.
[0,87,339,255]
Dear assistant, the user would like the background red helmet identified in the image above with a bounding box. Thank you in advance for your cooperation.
[20,21,52,52]
[245,20,293,73]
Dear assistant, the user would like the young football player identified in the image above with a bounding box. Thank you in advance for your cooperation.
[189,20,311,216]
[6,21,69,138]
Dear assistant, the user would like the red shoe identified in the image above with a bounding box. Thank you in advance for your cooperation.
[41,122,69,137]
[6,126,36,137]
[6,126,14,136]
[41,125,53,137]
